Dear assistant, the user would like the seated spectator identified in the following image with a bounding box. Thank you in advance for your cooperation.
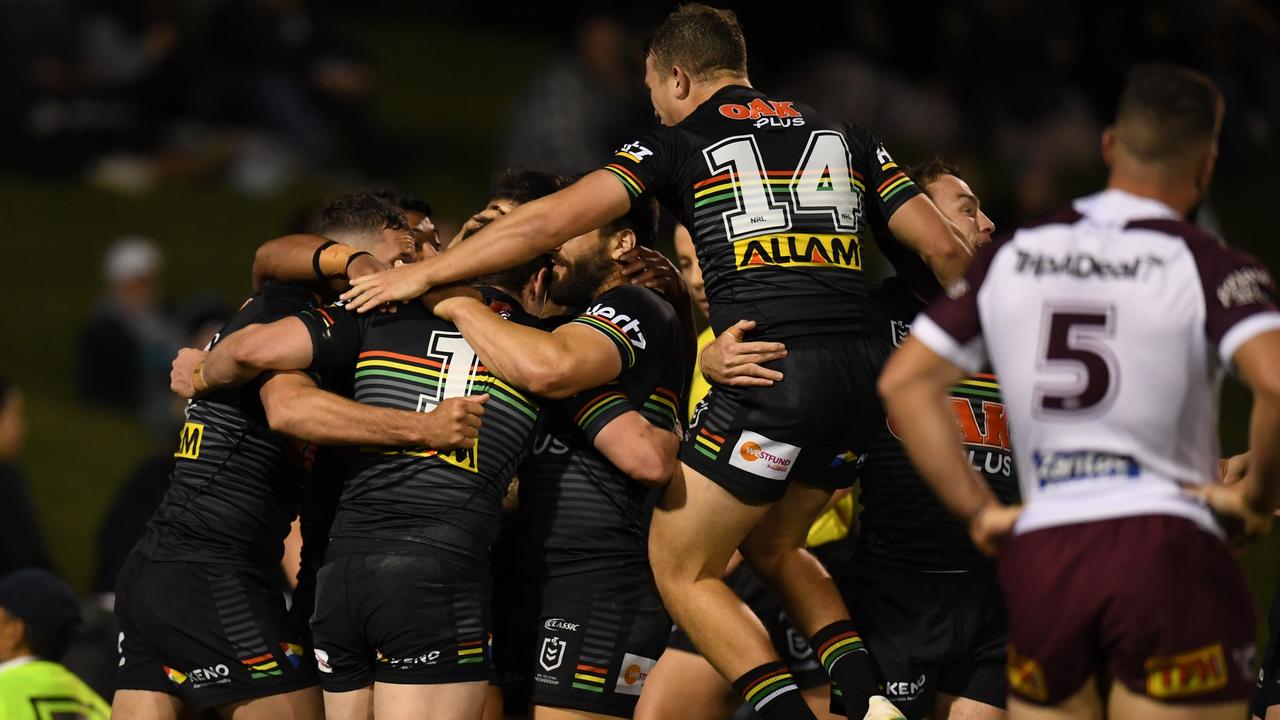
[0,569,109,719]
[0,378,52,577]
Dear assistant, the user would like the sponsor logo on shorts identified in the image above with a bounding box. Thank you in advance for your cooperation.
[733,234,862,271]
[174,422,204,460]
[1145,643,1229,699]
[614,653,658,697]
[729,431,800,480]
[281,642,304,670]
[314,648,332,674]
[886,674,928,703]
[889,319,911,347]
[540,637,567,672]
[377,648,443,668]
[1006,646,1048,702]
[166,663,231,689]
[544,618,580,633]
[1034,449,1139,488]
[241,650,283,679]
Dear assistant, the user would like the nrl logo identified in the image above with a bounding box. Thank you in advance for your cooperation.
[540,637,567,672]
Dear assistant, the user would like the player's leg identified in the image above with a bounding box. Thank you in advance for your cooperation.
[372,680,489,720]
[321,687,372,720]
[1005,677,1102,720]
[111,689,185,720]
[932,694,1005,720]
[633,648,740,720]
[649,464,817,719]
[221,686,324,719]
[1107,680,1244,720]
[530,705,625,720]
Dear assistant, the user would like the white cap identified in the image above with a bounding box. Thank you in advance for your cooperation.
[104,235,162,284]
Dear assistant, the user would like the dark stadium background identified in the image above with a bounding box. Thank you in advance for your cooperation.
[2,0,1277,645]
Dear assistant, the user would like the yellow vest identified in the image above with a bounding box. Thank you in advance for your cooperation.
[0,658,110,720]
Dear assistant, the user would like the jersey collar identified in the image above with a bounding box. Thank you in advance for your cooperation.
[1072,188,1181,225]
[0,655,37,675]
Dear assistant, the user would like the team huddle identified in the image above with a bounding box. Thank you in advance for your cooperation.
[111,5,1280,720]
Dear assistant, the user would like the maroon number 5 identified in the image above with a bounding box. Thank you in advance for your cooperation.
[1034,304,1117,416]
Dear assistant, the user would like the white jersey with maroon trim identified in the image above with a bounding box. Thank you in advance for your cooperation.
[912,188,1280,537]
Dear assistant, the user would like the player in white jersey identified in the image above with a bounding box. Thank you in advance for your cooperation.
[878,63,1280,720]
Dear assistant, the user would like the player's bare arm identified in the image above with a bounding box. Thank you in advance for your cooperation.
[342,171,631,312]
[252,234,390,293]
[878,335,1018,555]
[258,371,486,451]
[591,411,681,487]
[184,316,315,394]
[430,295,624,399]
[886,193,974,289]
[700,319,788,388]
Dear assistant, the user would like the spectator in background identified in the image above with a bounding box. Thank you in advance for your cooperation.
[0,569,110,720]
[77,236,182,440]
[501,13,649,175]
[0,378,52,577]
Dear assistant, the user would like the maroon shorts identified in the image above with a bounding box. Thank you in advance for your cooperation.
[998,515,1255,706]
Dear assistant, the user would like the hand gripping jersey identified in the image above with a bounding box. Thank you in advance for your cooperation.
[858,278,1019,570]
[138,281,316,567]
[298,295,542,562]
[913,189,1280,537]
[518,285,685,577]
[605,85,920,340]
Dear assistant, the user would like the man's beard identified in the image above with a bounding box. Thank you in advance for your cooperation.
[549,253,612,308]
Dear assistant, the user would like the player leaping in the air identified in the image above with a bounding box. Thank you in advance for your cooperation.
[880,64,1280,720]
[339,6,971,720]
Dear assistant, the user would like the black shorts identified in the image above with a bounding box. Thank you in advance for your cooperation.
[834,560,1007,718]
[681,335,888,503]
[114,551,317,712]
[310,548,491,692]
[512,566,670,718]
[668,561,827,690]
[1252,589,1280,718]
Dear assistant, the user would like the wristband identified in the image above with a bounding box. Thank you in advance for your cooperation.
[311,240,338,280]
[192,361,210,396]
[345,251,374,275]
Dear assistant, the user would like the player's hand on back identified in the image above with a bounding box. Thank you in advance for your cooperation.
[968,502,1021,557]
[616,246,686,300]
[417,394,489,450]
[170,347,210,399]
[701,319,788,387]
[422,283,484,321]
[1217,452,1250,487]
[1183,479,1274,543]
[342,262,431,313]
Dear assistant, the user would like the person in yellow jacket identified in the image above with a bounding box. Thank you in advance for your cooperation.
[637,225,855,720]
[0,569,109,719]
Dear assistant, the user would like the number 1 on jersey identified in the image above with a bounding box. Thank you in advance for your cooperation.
[415,331,481,412]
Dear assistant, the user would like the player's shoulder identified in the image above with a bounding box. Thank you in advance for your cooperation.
[587,283,674,320]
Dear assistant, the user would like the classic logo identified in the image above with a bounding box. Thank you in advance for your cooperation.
[540,637,567,672]
[615,653,658,696]
[733,234,861,271]
[174,422,204,460]
[1145,643,1228,699]
[1217,267,1274,308]
[1007,646,1048,702]
[544,618,580,633]
[729,430,800,480]
[583,303,648,349]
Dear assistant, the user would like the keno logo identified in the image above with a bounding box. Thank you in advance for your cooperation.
[544,618,580,632]
[189,664,230,682]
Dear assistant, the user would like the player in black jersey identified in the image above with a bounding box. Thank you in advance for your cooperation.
[113,193,473,720]
[189,241,547,720]
[427,200,688,720]
[338,8,973,719]
[838,161,1014,720]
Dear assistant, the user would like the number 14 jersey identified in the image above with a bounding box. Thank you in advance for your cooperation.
[913,189,1280,537]
[604,85,921,340]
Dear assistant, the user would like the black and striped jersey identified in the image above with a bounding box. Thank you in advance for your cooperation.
[855,278,1020,571]
[604,85,920,340]
[137,281,318,568]
[518,285,685,578]
[299,294,542,562]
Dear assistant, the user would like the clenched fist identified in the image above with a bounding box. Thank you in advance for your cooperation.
[416,394,490,450]
[170,348,209,399]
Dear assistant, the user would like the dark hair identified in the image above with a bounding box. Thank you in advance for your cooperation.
[646,4,747,81]
[24,621,73,661]
[315,190,408,237]
[370,188,432,218]
[1115,63,1223,164]
[601,197,659,249]
[905,157,962,197]
[488,169,567,205]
